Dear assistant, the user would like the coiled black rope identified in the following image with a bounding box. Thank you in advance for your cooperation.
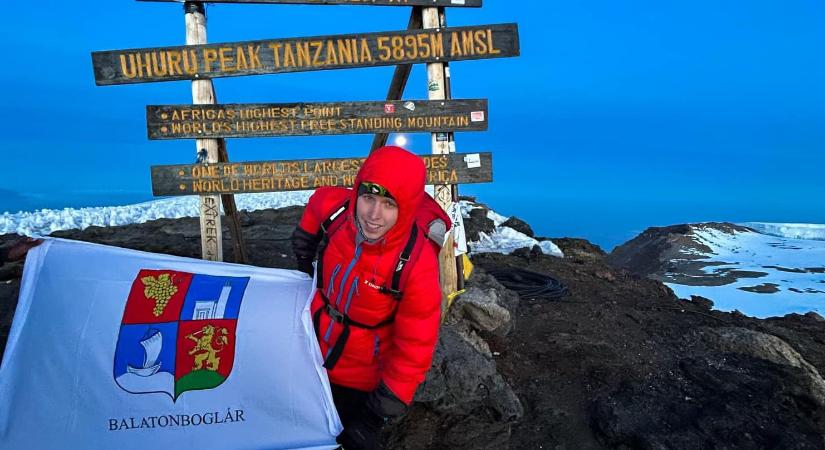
[484,266,569,300]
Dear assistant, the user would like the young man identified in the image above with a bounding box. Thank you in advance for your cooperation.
[292,146,449,449]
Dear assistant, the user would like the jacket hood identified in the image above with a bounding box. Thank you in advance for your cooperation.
[351,146,426,247]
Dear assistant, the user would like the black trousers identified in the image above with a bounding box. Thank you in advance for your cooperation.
[331,383,370,426]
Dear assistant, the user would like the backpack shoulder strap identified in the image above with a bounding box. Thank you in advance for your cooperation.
[380,223,428,300]
[316,199,349,290]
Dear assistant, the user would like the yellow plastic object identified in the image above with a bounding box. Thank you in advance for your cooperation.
[441,255,473,323]
[462,254,474,280]
[441,289,466,324]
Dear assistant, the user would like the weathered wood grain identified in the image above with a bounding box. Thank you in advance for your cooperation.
[92,23,519,85]
[147,99,488,139]
[184,2,223,261]
[151,152,492,196]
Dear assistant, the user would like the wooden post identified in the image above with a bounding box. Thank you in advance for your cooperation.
[423,6,458,312]
[217,138,249,264]
[185,2,223,261]
[205,76,248,264]
[438,8,465,293]
[370,6,422,153]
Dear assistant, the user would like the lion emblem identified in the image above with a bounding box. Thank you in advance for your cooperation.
[186,324,229,371]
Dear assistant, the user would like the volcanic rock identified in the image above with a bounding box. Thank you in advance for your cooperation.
[501,216,534,238]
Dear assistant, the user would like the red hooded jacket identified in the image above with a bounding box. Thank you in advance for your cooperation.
[294,147,450,404]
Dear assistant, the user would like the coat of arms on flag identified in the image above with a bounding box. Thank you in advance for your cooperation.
[113,269,249,401]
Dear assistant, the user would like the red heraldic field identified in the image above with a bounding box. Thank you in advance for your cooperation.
[114,270,249,401]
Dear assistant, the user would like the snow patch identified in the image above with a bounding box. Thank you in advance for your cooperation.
[666,228,825,318]
[487,210,508,227]
[458,200,562,257]
[1,192,312,237]
[470,227,563,258]
[741,222,825,241]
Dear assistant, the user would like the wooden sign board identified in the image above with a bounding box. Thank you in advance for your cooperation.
[139,0,481,6]
[151,152,492,196]
[147,99,487,139]
[92,23,519,85]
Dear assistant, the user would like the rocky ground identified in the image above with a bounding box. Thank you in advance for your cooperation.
[2,204,824,449]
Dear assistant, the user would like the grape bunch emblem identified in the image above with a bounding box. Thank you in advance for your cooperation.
[141,273,178,317]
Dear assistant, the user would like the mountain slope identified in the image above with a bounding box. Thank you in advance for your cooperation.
[608,222,825,318]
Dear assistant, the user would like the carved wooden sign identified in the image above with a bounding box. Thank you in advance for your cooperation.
[92,23,519,85]
[151,152,492,195]
[147,99,487,139]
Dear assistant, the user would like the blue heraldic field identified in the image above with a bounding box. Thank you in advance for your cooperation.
[113,270,249,400]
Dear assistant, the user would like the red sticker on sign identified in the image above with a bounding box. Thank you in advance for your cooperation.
[471,111,485,122]
[384,104,395,114]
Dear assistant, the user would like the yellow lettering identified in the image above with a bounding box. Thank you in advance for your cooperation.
[182,50,198,75]
[359,38,372,62]
[377,36,391,61]
[283,43,296,67]
[268,43,282,67]
[450,33,462,56]
[350,39,359,62]
[311,41,324,66]
[432,32,444,58]
[487,29,501,55]
[119,54,137,79]
[461,30,474,55]
[202,48,218,72]
[325,40,338,65]
[296,42,311,67]
[234,46,248,70]
[167,51,182,75]
[135,53,152,77]
[337,39,353,64]
[474,30,488,55]
[404,35,419,60]
[249,45,262,68]
[391,36,404,60]
[218,47,234,72]
[151,52,168,76]
[417,34,431,59]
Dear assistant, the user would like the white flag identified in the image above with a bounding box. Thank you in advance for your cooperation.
[0,238,342,450]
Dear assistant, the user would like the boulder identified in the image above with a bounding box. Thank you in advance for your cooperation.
[415,325,523,422]
[463,207,496,242]
[501,216,534,237]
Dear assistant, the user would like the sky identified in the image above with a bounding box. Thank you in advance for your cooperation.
[1,0,824,250]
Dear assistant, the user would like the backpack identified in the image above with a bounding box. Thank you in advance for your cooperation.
[312,199,438,370]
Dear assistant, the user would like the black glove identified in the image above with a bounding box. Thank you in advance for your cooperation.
[337,384,406,450]
[291,226,320,276]
[366,382,407,419]
[295,255,314,277]
[337,404,384,450]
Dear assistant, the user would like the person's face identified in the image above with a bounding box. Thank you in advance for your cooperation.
[356,193,398,240]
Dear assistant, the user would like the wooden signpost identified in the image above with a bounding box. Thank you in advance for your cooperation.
[151,152,492,196]
[92,23,519,85]
[91,1,518,310]
[185,3,225,262]
[146,99,488,139]
[421,6,459,306]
